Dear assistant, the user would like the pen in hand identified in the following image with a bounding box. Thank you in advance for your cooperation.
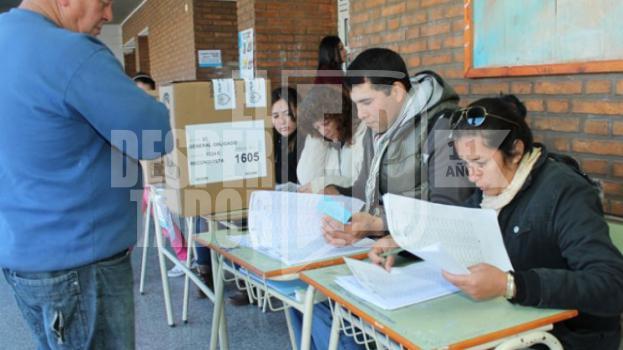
[378,247,404,270]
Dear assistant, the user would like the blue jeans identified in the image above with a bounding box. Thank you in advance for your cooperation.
[289,301,364,350]
[3,250,135,350]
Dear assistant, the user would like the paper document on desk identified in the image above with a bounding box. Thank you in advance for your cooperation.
[336,258,459,310]
[248,191,372,265]
[383,194,513,274]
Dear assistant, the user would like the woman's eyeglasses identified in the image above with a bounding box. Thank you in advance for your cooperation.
[450,106,520,129]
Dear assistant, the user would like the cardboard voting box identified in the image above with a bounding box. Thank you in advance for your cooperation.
[159,79,274,216]
[141,158,165,185]
[140,89,165,185]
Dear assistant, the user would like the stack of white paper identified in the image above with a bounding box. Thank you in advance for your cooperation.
[382,193,514,274]
[247,191,374,265]
[336,258,459,310]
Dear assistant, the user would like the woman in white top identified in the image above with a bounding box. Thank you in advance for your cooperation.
[297,85,366,193]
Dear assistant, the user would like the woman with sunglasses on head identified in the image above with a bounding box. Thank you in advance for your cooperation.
[370,95,623,349]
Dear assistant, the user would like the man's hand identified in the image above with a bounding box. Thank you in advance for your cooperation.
[369,236,399,271]
[442,263,507,301]
[321,212,383,247]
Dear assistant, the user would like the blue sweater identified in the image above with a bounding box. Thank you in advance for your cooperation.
[0,9,172,272]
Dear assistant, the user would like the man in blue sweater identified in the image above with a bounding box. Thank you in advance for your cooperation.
[0,0,172,348]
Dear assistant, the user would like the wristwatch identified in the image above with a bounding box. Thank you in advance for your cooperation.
[504,271,516,300]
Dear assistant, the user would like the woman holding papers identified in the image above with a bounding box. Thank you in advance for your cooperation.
[370,95,623,350]
[296,85,366,193]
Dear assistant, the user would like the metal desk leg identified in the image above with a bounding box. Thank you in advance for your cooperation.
[495,330,562,350]
[207,221,228,350]
[328,303,342,350]
[182,217,195,323]
[217,283,229,350]
[284,306,298,350]
[139,190,152,295]
[300,285,316,350]
[210,254,227,350]
[152,202,175,327]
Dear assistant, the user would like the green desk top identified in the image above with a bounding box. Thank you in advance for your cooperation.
[195,230,368,280]
[609,220,623,253]
[301,264,577,350]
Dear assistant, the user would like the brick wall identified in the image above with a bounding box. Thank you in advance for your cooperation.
[237,0,337,89]
[349,0,623,216]
[123,0,240,83]
[194,1,238,80]
[237,0,255,32]
[124,52,137,77]
[136,36,151,74]
[122,0,196,84]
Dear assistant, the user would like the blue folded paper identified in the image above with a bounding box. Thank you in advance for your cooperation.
[317,197,353,224]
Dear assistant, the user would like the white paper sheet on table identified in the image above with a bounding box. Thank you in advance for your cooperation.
[247,191,373,265]
[336,258,459,310]
[383,193,513,275]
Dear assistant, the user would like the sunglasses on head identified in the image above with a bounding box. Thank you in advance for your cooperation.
[450,106,521,129]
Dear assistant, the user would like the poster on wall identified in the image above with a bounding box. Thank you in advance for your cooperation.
[239,28,255,80]
[198,50,222,68]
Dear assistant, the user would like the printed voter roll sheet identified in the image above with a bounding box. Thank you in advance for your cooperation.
[338,258,459,310]
[247,191,372,265]
[185,120,268,186]
[382,193,513,274]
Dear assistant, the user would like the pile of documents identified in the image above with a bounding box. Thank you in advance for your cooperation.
[336,258,458,310]
[337,194,513,310]
[245,191,374,265]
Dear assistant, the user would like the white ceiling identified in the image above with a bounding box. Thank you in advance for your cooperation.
[111,0,145,24]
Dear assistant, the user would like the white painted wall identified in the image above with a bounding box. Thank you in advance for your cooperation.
[98,24,124,67]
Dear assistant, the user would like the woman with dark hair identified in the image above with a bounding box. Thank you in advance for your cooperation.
[314,35,347,85]
[370,95,623,350]
[296,85,366,193]
[227,87,302,306]
[271,87,301,184]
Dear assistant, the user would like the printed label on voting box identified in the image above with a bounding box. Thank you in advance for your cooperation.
[212,79,236,110]
[185,120,267,186]
[245,78,267,108]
